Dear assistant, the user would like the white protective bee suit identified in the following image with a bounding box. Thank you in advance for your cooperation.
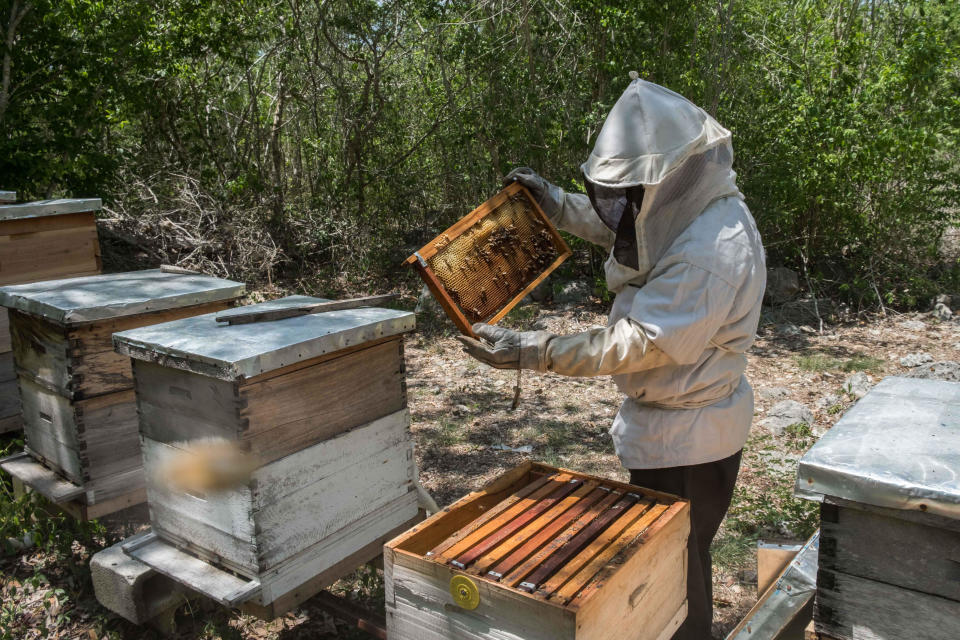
[460,78,766,470]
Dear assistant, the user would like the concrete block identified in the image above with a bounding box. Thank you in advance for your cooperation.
[91,530,186,625]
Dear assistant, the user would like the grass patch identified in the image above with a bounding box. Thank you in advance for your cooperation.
[826,402,844,415]
[711,529,757,577]
[727,479,818,540]
[795,351,884,373]
[783,422,817,450]
[728,432,820,539]
[431,419,467,447]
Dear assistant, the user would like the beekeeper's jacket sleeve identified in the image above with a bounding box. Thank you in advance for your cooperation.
[538,260,736,376]
[549,192,616,251]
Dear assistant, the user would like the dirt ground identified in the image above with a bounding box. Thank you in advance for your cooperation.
[2,296,959,639]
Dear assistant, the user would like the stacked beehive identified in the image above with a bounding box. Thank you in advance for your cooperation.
[113,296,421,616]
[0,270,244,518]
[797,376,960,640]
[385,461,690,640]
[0,197,103,432]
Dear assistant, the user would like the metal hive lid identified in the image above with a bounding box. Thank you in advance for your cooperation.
[796,376,960,519]
[0,269,246,324]
[112,295,416,381]
[0,198,102,221]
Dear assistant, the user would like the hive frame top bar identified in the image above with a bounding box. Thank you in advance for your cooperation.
[0,269,245,324]
[0,198,102,221]
[387,460,689,613]
[796,376,960,519]
[113,295,416,381]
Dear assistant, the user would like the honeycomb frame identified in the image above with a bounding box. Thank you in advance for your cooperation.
[406,182,571,337]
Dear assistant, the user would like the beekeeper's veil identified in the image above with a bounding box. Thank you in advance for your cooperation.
[581,78,742,292]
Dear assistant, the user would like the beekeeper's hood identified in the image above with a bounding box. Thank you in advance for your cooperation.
[581,77,742,288]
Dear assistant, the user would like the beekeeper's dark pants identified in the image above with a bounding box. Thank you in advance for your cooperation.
[630,449,743,640]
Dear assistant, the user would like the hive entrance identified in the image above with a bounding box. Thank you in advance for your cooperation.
[407,183,571,336]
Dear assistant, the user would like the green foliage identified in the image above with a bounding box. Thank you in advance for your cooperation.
[0,437,104,558]
[1,0,957,304]
[733,0,960,306]
[710,527,756,578]
[730,431,820,539]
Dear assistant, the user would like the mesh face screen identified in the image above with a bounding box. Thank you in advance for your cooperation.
[418,187,567,326]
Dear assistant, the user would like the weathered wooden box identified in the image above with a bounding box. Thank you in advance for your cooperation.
[797,377,960,640]
[0,197,103,433]
[0,270,244,518]
[385,461,690,640]
[112,296,421,616]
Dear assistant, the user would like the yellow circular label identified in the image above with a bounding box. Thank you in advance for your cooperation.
[449,575,480,610]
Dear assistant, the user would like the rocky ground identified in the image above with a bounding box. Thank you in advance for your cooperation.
[4,294,960,639]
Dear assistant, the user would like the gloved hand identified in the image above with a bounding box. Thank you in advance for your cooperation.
[504,167,564,220]
[456,323,553,371]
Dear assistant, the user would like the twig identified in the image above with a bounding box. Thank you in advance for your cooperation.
[510,368,522,411]
[798,250,824,333]
[871,281,888,318]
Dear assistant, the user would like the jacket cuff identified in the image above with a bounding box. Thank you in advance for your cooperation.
[519,331,553,372]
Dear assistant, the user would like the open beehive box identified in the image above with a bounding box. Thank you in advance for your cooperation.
[386,462,690,640]
[406,182,571,336]
[0,269,244,519]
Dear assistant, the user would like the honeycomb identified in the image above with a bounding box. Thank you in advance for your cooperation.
[415,186,569,327]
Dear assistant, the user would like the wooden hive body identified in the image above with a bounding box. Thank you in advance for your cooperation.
[815,497,960,639]
[385,462,690,640]
[113,296,421,615]
[0,198,103,433]
[796,377,960,640]
[0,270,245,517]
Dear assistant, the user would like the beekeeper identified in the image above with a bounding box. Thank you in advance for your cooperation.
[459,76,765,639]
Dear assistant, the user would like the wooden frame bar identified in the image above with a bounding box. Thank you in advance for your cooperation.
[493,486,614,584]
[451,479,584,569]
[473,480,600,576]
[428,472,559,560]
[522,493,641,594]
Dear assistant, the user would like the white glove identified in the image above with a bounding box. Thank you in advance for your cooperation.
[456,323,553,371]
[504,167,565,220]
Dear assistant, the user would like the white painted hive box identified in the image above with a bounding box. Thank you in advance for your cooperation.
[0,269,245,517]
[113,296,420,613]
